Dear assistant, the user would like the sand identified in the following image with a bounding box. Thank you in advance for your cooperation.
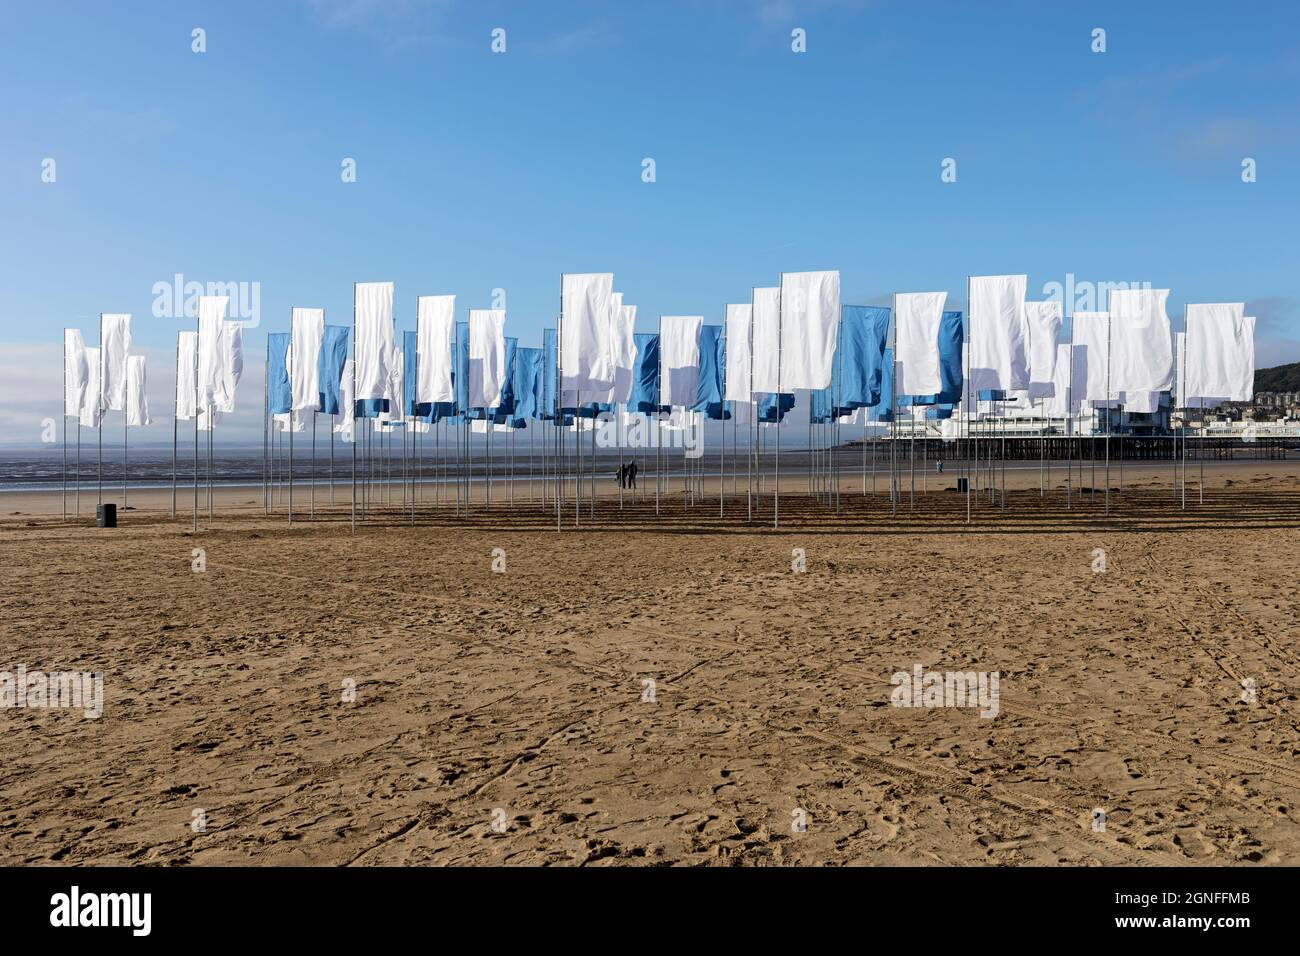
[2,462,1299,866]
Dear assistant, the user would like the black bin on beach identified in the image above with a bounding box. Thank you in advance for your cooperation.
[956,478,969,493]
[97,503,117,528]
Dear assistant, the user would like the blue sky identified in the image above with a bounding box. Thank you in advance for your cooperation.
[1,0,1297,444]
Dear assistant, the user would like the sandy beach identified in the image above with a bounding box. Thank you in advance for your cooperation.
[2,462,1299,866]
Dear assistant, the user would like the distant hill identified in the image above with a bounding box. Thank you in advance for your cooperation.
[1255,363,1300,393]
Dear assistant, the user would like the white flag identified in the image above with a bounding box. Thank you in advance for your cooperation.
[1108,288,1173,394]
[1023,300,1063,391]
[468,309,506,409]
[560,273,614,392]
[779,271,840,391]
[1072,311,1115,405]
[80,347,102,427]
[1046,343,1074,418]
[354,282,394,402]
[196,296,226,406]
[215,322,244,414]
[64,329,88,417]
[660,315,703,407]
[383,345,405,421]
[968,275,1028,393]
[416,295,456,404]
[724,303,752,401]
[750,287,781,393]
[335,358,355,441]
[608,303,639,404]
[100,314,132,411]
[176,332,199,420]
[1184,303,1250,404]
[126,355,151,427]
[290,307,325,411]
[895,291,948,396]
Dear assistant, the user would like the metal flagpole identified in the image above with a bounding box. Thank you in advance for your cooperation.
[890,295,898,517]
[909,408,916,511]
[262,339,268,514]
[123,385,128,511]
[774,277,783,529]
[351,284,357,533]
[656,316,661,516]
[288,332,295,526]
[192,310,199,531]
[556,301,563,531]
[965,284,972,522]
[999,395,1006,514]
[1180,321,1190,512]
[1066,312,1074,509]
[98,313,104,508]
[748,290,756,523]
[205,403,210,522]
[1039,395,1045,496]
[76,421,81,517]
[1105,309,1112,517]
[719,314,726,517]
[62,331,68,521]
[311,409,316,518]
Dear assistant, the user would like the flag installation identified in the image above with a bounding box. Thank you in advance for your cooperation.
[61,262,1260,533]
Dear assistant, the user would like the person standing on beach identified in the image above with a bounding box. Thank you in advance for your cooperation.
[627,460,638,489]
